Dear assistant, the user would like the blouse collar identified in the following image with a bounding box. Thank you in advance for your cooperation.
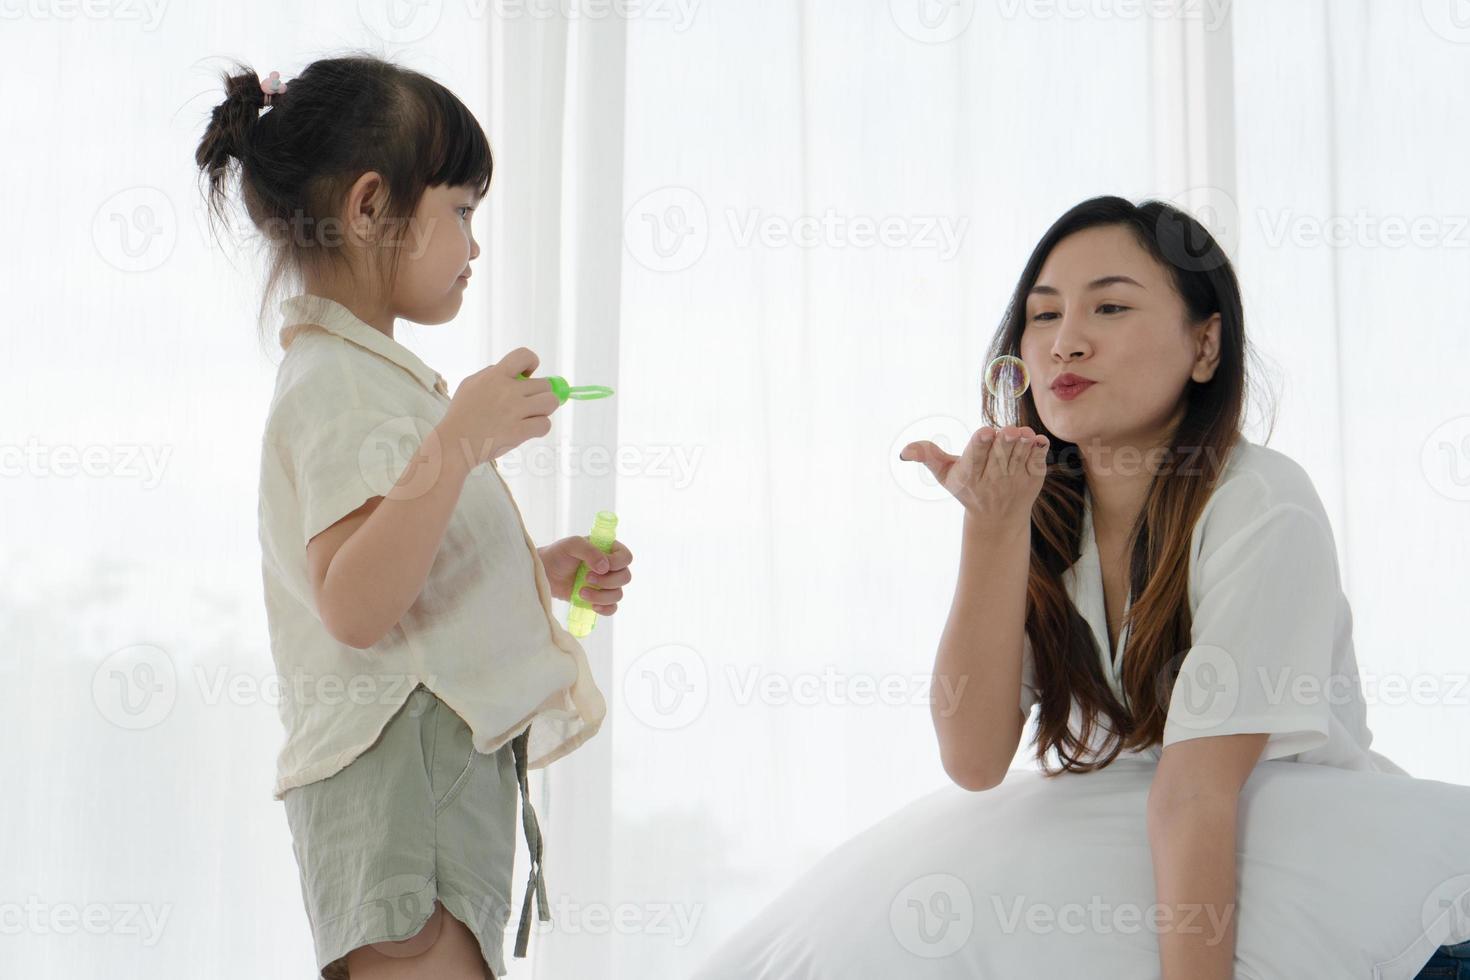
[278,293,449,398]
[1073,487,1131,700]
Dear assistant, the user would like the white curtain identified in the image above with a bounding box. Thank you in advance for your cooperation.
[615,0,1470,973]
[1226,0,1470,782]
[3,2,1466,977]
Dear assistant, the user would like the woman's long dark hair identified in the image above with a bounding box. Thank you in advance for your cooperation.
[193,52,493,349]
[984,196,1276,775]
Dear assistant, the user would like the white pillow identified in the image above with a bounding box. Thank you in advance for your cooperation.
[687,759,1470,980]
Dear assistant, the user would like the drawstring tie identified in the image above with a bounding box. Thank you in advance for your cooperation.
[511,727,550,958]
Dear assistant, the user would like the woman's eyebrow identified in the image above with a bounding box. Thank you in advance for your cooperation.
[1029,275,1146,296]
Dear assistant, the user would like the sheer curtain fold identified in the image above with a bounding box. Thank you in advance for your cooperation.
[481,11,628,979]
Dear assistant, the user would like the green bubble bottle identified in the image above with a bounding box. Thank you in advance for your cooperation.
[567,510,619,638]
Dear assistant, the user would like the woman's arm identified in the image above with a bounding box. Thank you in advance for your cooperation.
[1146,731,1269,980]
[931,514,1033,790]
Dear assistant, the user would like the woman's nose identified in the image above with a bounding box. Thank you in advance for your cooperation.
[1051,310,1089,358]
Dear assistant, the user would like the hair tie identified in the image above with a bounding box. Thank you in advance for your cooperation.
[260,70,288,106]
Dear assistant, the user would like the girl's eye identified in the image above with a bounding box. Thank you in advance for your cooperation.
[457,206,474,220]
[1031,311,1058,322]
[1098,303,1128,314]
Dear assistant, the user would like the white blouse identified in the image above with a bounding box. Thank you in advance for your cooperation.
[257,293,606,801]
[1020,437,1407,775]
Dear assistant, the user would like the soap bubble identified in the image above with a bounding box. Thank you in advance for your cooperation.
[984,355,1030,399]
[983,355,1030,430]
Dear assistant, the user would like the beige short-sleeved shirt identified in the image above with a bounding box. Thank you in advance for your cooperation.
[257,293,606,801]
[1019,437,1406,776]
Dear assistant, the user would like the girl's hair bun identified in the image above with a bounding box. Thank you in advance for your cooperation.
[195,65,268,195]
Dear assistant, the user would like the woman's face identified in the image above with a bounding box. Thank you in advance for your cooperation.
[1018,224,1220,452]
[391,183,482,325]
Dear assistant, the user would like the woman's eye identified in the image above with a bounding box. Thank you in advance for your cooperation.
[1029,305,1126,321]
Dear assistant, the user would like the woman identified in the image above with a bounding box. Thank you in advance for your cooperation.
[901,195,1447,977]
[691,197,1467,980]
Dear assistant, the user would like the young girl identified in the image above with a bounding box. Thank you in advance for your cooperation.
[195,54,634,979]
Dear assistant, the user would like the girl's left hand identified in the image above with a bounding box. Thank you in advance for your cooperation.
[539,536,634,615]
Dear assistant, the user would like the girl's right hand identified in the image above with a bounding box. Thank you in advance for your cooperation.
[439,347,563,466]
[900,425,1050,534]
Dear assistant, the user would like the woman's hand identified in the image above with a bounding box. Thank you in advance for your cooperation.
[538,536,634,615]
[900,425,1050,535]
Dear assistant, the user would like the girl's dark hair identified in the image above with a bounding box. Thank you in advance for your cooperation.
[983,195,1277,776]
[194,52,493,348]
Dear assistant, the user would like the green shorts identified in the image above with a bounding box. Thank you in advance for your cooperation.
[282,682,549,978]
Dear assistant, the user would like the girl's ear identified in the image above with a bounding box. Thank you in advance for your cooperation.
[342,171,388,245]
[347,170,384,215]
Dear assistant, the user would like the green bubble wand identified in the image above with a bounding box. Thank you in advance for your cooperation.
[516,371,615,404]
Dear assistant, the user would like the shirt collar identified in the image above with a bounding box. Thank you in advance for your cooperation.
[278,293,449,398]
[1074,488,1131,694]
[1070,438,1251,704]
